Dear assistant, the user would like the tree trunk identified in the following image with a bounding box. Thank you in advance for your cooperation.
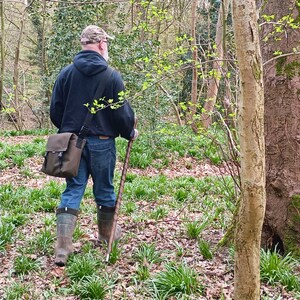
[261,0,300,256]
[189,0,198,133]
[201,0,230,128]
[0,1,4,110]
[41,0,46,79]
[13,9,25,131]
[232,0,265,299]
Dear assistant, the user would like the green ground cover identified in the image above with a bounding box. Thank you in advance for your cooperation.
[0,127,299,299]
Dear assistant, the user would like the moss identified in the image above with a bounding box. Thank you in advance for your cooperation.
[285,231,300,258]
[252,59,262,81]
[284,195,300,257]
[283,61,300,79]
[291,194,300,202]
[275,56,300,79]
[275,56,287,75]
[292,198,300,222]
[295,0,300,23]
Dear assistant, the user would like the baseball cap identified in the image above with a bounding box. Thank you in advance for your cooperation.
[80,25,114,45]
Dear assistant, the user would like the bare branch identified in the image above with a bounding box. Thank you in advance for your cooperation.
[263,51,300,66]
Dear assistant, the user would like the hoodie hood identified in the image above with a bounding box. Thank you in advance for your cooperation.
[73,50,108,76]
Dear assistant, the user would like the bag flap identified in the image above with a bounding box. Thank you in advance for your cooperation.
[46,133,74,152]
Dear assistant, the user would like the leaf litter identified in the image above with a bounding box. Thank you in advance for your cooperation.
[0,135,299,299]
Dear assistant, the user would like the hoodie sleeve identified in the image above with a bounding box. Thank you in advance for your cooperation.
[50,76,65,129]
[111,71,135,140]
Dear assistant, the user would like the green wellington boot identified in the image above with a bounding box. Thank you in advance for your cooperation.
[54,208,79,267]
[97,205,122,242]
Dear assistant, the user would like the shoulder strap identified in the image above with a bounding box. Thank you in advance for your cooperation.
[78,67,114,139]
[94,67,114,100]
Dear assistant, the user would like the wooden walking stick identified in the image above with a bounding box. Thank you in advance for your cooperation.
[106,121,137,262]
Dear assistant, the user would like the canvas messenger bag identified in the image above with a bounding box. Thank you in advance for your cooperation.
[41,67,113,178]
[41,133,86,178]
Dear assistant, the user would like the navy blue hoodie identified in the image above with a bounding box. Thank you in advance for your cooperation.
[50,50,135,140]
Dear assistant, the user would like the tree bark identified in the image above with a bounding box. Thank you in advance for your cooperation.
[261,0,300,256]
[0,1,4,110]
[13,8,26,131]
[201,0,230,128]
[232,1,266,299]
[189,0,198,132]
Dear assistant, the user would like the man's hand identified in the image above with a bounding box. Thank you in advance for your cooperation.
[131,129,139,141]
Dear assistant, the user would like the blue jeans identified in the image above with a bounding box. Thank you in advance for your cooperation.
[59,136,116,210]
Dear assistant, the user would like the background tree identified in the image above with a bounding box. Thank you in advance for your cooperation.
[200,0,230,129]
[26,0,51,127]
[0,1,4,110]
[261,0,300,256]
[47,0,116,90]
[2,1,31,130]
[189,0,199,132]
[0,0,238,136]
[12,2,28,130]
[232,0,265,299]
[0,0,42,129]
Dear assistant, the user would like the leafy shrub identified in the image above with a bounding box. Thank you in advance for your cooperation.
[185,221,204,239]
[0,140,46,169]
[67,254,103,282]
[13,255,40,275]
[4,282,32,300]
[108,241,121,265]
[72,275,111,300]
[148,262,203,298]
[2,214,28,227]
[198,239,213,260]
[260,248,300,292]
[122,201,137,215]
[175,189,188,201]
[134,243,162,265]
[135,264,150,281]
[28,229,54,255]
[0,221,15,252]
[149,207,168,220]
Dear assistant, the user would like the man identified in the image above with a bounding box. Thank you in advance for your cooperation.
[50,25,138,266]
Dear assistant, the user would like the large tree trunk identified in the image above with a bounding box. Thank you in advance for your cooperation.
[261,0,300,256]
[232,0,265,299]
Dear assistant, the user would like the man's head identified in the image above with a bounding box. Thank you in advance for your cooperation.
[80,25,113,61]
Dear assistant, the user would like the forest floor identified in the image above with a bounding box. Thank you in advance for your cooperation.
[0,135,299,300]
